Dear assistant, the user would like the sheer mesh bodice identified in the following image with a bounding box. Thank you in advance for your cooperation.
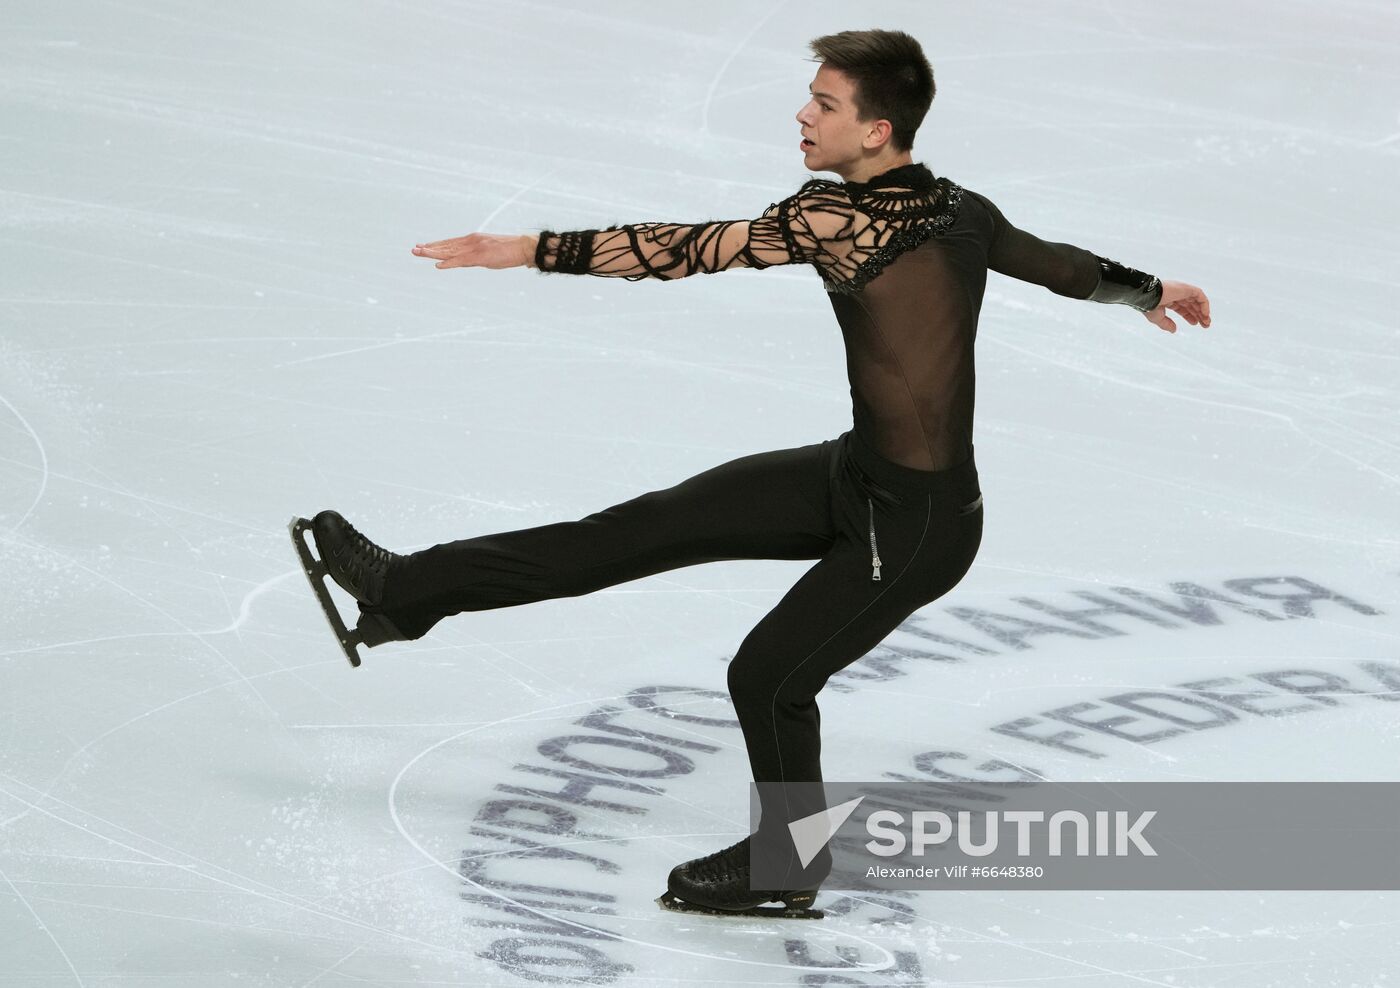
[533,162,1129,471]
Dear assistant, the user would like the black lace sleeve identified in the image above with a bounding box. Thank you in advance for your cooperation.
[532,181,860,283]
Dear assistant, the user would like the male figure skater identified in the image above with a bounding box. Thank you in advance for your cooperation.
[290,29,1211,919]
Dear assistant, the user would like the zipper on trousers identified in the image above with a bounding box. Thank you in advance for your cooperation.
[867,496,882,581]
[852,461,903,508]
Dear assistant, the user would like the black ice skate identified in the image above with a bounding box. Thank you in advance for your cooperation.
[656,836,825,919]
[287,510,406,667]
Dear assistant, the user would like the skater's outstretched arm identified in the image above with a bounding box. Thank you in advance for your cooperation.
[411,183,862,285]
[967,189,1211,335]
[526,183,859,281]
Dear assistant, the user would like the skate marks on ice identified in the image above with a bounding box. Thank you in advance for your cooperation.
[383,687,1400,985]
[376,570,1397,983]
[384,703,902,977]
[0,389,49,533]
[373,686,1255,985]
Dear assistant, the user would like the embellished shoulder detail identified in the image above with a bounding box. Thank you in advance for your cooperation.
[791,172,963,295]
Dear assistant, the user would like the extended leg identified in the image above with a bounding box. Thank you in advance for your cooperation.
[364,437,840,641]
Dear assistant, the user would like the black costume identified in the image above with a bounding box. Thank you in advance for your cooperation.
[342,161,1162,902]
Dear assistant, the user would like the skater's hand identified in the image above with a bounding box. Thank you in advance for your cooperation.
[1145,280,1211,334]
[412,233,537,270]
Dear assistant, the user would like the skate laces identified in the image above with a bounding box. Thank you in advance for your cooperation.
[689,838,750,883]
[340,520,391,577]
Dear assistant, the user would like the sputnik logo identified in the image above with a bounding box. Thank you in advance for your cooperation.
[787,796,866,867]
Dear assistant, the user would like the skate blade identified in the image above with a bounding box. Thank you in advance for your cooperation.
[288,516,365,668]
[655,890,823,920]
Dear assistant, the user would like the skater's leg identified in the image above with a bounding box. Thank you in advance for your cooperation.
[658,462,982,913]
[371,436,843,640]
[726,439,983,887]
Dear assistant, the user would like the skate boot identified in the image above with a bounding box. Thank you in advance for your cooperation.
[287,510,407,667]
[656,836,826,919]
[310,510,396,606]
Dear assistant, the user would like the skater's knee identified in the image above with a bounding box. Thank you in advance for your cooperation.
[727,651,813,713]
[726,653,764,710]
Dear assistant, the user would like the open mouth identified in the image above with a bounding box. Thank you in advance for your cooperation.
[801,138,816,149]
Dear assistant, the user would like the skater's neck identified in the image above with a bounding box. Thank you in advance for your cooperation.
[834,150,915,185]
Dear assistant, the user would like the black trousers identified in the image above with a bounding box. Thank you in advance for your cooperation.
[369,428,983,856]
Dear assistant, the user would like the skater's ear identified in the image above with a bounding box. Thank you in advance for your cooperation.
[859,118,900,154]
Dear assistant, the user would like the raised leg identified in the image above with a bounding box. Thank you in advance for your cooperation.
[371,437,841,640]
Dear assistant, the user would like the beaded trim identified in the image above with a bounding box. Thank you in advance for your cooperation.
[1089,255,1164,312]
[821,179,965,295]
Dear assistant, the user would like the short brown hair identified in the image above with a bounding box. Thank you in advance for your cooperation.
[807,29,935,154]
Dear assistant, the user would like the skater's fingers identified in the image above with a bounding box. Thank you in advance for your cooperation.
[1145,310,1176,334]
[1183,300,1208,328]
[1169,302,1199,326]
[1179,285,1211,328]
[414,246,472,264]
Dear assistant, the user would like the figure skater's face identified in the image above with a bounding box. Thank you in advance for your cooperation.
[795,64,887,175]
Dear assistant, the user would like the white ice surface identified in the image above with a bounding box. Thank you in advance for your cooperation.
[3,1,1399,985]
